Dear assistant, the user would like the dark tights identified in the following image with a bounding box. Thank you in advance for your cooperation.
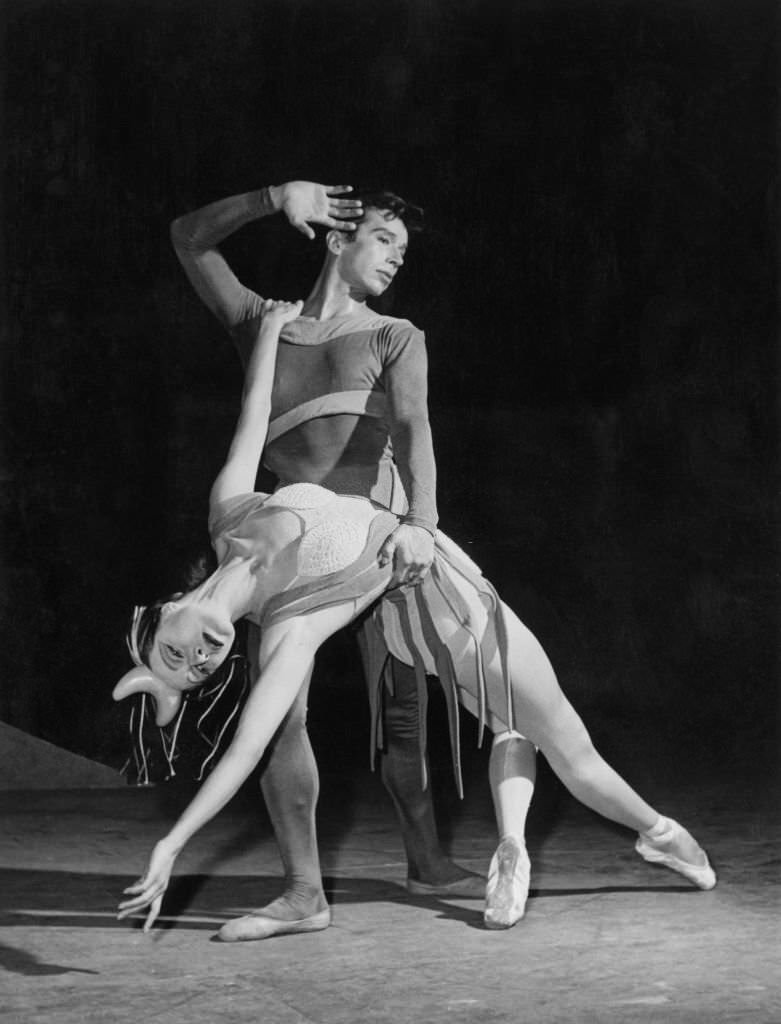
[377,658,455,883]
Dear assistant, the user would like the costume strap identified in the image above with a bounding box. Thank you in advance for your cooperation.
[267,389,386,443]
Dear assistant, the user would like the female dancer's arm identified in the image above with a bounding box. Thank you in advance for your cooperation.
[209,299,302,506]
[117,601,363,930]
[116,299,299,930]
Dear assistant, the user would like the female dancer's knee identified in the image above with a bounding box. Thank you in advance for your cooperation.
[527,701,595,776]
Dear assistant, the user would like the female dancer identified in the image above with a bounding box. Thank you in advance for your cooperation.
[116,298,715,934]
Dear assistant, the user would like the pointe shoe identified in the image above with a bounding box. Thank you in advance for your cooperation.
[406,873,486,899]
[484,836,531,930]
[217,907,331,942]
[635,818,716,890]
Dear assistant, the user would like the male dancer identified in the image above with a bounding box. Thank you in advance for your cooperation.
[170,181,538,939]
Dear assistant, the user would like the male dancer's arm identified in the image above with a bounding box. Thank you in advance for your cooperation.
[378,328,438,582]
[171,183,361,336]
[170,190,275,329]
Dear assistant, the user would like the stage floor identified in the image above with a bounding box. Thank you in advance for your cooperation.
[0,767,778,1024]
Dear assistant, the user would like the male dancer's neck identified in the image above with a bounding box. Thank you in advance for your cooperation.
[302,268,369,321]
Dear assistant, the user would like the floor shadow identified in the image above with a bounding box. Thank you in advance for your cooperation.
[0,939,101,977]
[0,866,705,942]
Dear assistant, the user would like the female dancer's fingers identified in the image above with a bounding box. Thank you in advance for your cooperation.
[143,896,163,933]
[117,842,174,920]
[324,184,354,195]
[118,887,153,913]
[120,877,147,897]
[117,883,164,919]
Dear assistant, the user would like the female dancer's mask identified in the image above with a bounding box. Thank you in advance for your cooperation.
[112,606,194,726]
[113,664,190,727]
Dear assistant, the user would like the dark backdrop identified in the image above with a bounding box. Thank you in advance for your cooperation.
[2,0,778,784]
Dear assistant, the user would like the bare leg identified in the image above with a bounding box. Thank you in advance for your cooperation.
[216,594,386,942]
[488,730,537,841]
[380,657,486,896]
[500,610,661,831]
[258,682,328,914]
[484,730,537,928]
[480,602,714,929]
[218,661,330,941]
[218,615,326,941]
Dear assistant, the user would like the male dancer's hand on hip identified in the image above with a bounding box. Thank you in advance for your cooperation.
[379,524,435,587]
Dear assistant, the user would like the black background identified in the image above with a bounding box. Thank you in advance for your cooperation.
[2,0,778,787]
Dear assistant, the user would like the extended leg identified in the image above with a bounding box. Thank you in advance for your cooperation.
[497,604,715,890]
[476,608,713,930]
[379,657,486,897]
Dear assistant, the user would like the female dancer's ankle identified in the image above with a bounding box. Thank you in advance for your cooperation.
[641,815,672,840]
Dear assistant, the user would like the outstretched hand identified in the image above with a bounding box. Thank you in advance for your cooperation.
[117,839,177,933]
[274,181,363,240]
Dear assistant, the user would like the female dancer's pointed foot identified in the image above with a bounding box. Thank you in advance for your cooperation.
[217,892,331,942]
[483,836,531,930]
[635,818,716,890]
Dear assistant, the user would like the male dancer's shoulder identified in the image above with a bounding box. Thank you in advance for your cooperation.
[373,314,425,346]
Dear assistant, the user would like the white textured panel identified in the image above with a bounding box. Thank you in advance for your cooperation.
[265,483,336,509]
[297,517,367,576]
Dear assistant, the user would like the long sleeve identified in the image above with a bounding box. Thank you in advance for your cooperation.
[383,328,438,535]
[170,189,277,328]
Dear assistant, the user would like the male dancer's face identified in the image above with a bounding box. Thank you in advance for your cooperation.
[335,208,409,298]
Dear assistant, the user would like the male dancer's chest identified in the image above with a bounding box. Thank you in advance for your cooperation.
[270,332,384,418]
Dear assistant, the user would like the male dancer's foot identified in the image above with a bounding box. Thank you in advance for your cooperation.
[217,884,330,942]
[406,858,486,898]
[380,660,486,899]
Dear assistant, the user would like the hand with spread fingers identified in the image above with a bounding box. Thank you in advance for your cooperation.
[270,181,363,240]
[378,523,435,588]
[118,839,178,933]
